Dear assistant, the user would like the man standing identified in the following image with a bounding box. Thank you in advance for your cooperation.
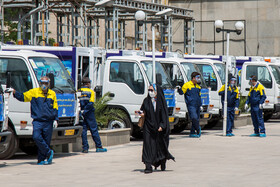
[178,72,202,138]
[79,77,107,153]
[245,75,267,137]
[13,76,58,165]
[219,76,240,136]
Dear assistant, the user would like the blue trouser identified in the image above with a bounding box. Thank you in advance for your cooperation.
[187,105,200,134]
[226,107,235,134]
[82,110,102,150]
[32,120,53,163]
[251,105,265,134]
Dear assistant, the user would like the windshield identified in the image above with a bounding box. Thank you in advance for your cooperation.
[270,65,280,85]
[214,63,226,84]
[141,61,172,89]
[180,62,207,88]
[29,57,75,93]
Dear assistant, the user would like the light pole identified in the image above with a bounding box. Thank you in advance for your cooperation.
[215,20,244,136]
[135,10,156,84]
[135,9,173,84]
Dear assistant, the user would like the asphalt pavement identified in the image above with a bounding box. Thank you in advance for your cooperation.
[1,120,280,187]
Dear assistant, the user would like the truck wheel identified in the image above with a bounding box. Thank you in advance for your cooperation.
[264,112,273,122]
[108,114,133,135]
[19,145,38,156]
[0,126,18,159]
[171,120,187,133]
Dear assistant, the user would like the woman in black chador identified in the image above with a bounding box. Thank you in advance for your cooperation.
[138,84,175,174]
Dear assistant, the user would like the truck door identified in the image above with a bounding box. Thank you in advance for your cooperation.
[241,64,274,108]
[103,60,147,123]
[0,58,34,135]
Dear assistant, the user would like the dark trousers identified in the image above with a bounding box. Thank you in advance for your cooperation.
[187,105,200,134]
[251,106,265,134]
[82,110,102,150]
[226,107,235,134]
[32,120,53,163]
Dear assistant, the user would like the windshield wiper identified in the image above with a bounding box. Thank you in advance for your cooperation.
[53,86,64,93]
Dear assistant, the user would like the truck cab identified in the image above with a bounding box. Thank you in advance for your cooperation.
[240,61,280,121]
[0,50,82,159]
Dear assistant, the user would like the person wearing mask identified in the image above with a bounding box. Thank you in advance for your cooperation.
[79,77,107,153]
[12,76,58,165]
[136,84,174,174]
[245,75,267,137]
[178,72,203,138]
[218,75,240,136]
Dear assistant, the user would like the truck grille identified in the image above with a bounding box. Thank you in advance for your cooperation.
[58,117,75,127]
[168,107,174,116]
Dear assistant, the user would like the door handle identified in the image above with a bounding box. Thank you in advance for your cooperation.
[109,93,115,97]
[245,88,250,91]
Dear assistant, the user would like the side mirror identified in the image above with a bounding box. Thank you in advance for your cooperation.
[46,73,55,89]
[6,72,11,88]
[156,73,162,86]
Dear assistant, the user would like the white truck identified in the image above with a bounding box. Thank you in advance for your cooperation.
[0,49,82,159]
[103,50,178,137]
[239,60,280,121]
[145,52,211,132]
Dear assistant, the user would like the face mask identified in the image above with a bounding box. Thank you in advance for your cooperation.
[41,84,48,91]
[149,91,156,98]
[249,81,253,86]
[230,84,235,88]
[196,78,201,84]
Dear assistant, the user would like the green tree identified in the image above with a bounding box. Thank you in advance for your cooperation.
[93,92,126,129]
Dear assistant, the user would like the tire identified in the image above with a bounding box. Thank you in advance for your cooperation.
[107,113,133,135]
[171,120,188,133]
[264,112,273,122]
[205,119,220,129]
[0,126,19,159]
[20,145,38,156]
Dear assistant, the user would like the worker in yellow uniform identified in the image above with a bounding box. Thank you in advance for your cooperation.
[79,77,107,153]
[13,76,58,165]
[178,72,202,138]
[245,75,267,137]
[218,76,239,136]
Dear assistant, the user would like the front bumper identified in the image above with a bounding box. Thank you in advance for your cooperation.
[0,131,12,146]
[51,126,83,145]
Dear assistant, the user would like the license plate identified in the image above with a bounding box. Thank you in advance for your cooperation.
[204,113,209,118]
[65,129,75,136]
[169,117,174,123]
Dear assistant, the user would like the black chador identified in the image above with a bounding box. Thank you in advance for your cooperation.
[140,84,175,173]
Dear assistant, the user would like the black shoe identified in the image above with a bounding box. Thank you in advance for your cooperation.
[144,168,153,174]
[82,149,88,153]
[161,160,166,171]
[144,164,153,174]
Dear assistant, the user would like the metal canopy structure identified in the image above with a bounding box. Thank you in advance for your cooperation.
[2,0,195,53]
